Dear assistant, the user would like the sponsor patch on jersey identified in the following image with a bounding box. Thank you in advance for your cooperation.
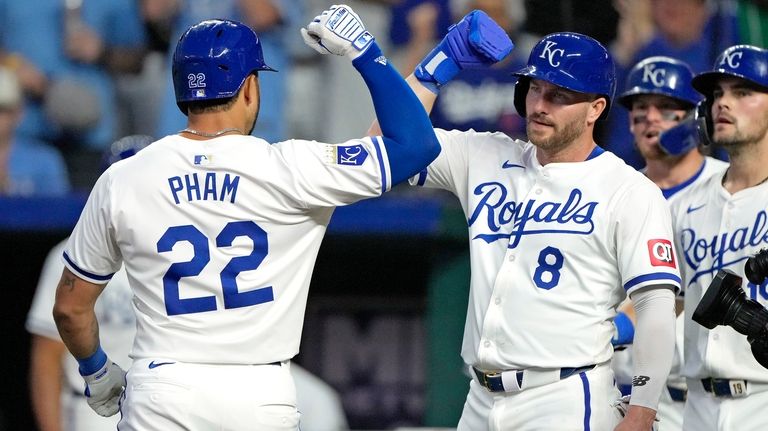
[647,239,676,268]
[331,144,369,166]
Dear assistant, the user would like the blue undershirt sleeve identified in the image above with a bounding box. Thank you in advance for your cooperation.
[352,41,440,186]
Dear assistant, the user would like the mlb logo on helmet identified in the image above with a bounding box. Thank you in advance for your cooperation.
[648,239,676,268]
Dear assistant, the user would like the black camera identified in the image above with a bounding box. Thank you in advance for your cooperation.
[692,249,768,369]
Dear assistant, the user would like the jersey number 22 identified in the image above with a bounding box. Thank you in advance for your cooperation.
[157,221,274,316]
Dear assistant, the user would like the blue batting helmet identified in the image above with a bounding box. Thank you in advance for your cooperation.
[618,56,702,109]
[512,32,616,119]
[692,45,768,97]
[172,19,276,114]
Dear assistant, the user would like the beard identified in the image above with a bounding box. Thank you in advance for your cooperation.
[527,113,586,152]
[714,115,768,154]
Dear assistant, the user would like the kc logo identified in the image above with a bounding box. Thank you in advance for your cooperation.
[642,64,667,87]
[648,239,676,268]
[335,144,369,166]
[539,41,565,67]
[721,50,743,69]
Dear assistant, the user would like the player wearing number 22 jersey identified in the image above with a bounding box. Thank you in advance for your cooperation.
[54,8,439,430]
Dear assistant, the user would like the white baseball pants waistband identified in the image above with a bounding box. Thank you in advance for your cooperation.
[471,362,601,393]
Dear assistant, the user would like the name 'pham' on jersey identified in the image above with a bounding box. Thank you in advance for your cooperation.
[167,172,240,204]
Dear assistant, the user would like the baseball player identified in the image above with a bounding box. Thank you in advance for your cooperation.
[611,56,728,431]
[670,45,768,431]
[51,6,439,430]
[371,12,681,430]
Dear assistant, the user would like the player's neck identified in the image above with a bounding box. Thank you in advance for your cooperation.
[535,138,598,165]
[722,140,768,193]
[181,115,245,140]
[644,150,704,189]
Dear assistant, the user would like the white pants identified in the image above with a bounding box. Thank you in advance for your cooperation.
[458,363,622,431]
[119,358,300,431]
[657,387,684,431]
[683,378,768,431]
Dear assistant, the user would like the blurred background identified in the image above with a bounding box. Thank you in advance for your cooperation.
[1,0,764,429]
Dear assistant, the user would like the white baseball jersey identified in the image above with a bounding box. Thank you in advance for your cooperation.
[27,239,134,430]
[63,133,392,365]
[414,129,681,370]
[671,173,768,382]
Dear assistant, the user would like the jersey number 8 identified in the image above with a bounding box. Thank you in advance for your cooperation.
[157,221,274,316]
[533,246,564,290]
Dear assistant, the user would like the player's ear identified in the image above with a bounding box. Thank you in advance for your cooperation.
[587,97,606,124]
[241,73,260,107]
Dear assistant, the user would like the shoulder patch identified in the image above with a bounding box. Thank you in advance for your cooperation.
[328,144,369,166]
[648,239,676,268]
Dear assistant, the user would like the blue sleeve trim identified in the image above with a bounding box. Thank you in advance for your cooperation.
[623,272,681,291]
[612,311,635,346]
[63,252,114,282]
[416,169,428,186]
[371,136,388,194]
[77,345,107,376]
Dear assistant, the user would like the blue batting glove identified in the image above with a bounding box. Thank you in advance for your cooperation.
[414,9,514,92]
[611,311,635,349]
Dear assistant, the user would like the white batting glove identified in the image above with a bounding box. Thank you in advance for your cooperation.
[301,4,374,61]
[82,360,126,416]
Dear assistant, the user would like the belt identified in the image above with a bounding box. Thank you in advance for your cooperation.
[473,364,596,393]
[667,386,687,402]
[701,378,748,398]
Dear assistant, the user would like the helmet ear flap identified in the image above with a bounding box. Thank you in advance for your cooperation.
[513,77,530,117]
[695,100,714,148]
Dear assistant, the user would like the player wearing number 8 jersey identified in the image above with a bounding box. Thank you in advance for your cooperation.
[371,13,680,431]
[52,6,439,431]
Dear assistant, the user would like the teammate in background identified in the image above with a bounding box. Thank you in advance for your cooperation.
[671,45,768,431]
[26,135,151,431]
[611,56,729,431]
[371,12,680,430]
[51,5,439,430]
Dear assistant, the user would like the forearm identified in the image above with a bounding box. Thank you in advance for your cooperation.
[354,42,439,184]
[29,335,65,431]
[629,286,676,410]
[52,268,102,360]
[354,42,435,145]
[367,74,438,136]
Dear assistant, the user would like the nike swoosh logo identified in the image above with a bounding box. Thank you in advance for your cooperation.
[687,204,706,214]
[502,161,525,169]
[148,360,176,369]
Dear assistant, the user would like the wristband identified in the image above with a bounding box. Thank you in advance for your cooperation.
[77,345,108,376]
